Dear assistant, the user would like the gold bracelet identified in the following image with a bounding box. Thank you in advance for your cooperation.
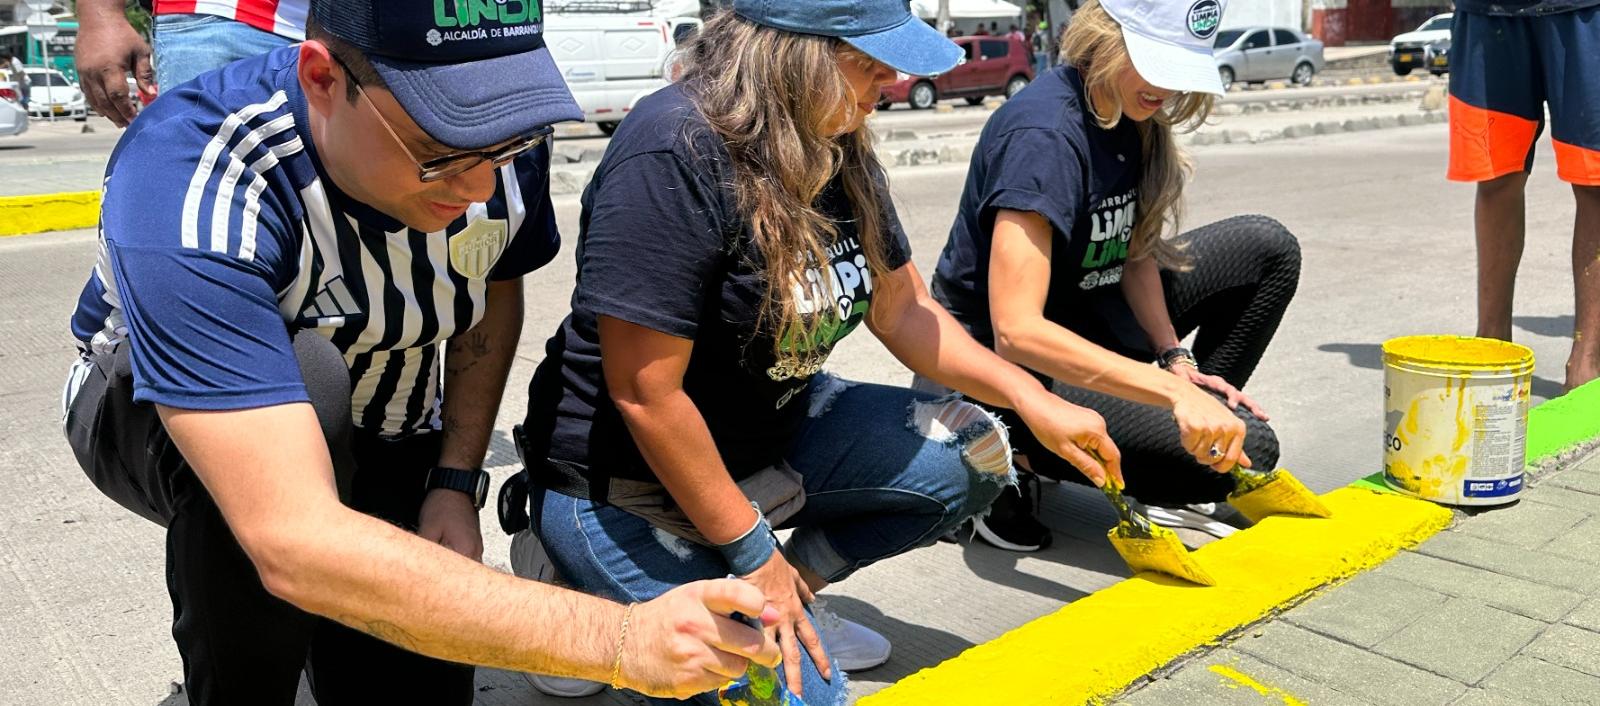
[610,602,636,690]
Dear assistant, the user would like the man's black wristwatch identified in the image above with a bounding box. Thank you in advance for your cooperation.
[1158,346,1199,370]
[425,466,491,509]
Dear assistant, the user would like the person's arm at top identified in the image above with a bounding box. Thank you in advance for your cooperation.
[865,260,1122,487]
[598,317,832,697]
[75,0,156,127]
[416,278,524,562]
[988,209,1249,471]
[158,401,777,697]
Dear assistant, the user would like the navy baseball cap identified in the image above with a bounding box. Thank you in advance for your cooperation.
[732,0,962,77]
[310,0,582,150]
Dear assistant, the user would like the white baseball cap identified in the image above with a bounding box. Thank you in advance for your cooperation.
[1100,0,1229,96]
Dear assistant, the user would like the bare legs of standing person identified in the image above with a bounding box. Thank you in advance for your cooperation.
[1569,184,1600,390]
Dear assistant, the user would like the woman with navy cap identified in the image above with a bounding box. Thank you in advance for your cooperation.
[516,0,1128,702]
[928,0,1302,551]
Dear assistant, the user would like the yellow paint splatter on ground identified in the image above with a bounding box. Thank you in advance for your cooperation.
[859,488,1452,706]
[1208,664,1309,705]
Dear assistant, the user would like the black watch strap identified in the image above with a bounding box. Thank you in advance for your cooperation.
[1159,346,1198,370]
[426,466,491,509]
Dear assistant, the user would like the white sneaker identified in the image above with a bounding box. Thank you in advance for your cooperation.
[813,601,891,672]
[510,531,607,698]
[1144,504,1237,538]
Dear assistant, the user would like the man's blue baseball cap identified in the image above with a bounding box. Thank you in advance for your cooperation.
[310,0,582,150]
[732,0,962,77]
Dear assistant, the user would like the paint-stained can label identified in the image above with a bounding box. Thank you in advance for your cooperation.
[1382,336,1534,506]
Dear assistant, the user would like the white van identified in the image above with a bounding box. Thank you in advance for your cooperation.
[545,6,702,135]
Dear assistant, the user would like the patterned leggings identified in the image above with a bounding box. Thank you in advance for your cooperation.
[1006,215,1303,506]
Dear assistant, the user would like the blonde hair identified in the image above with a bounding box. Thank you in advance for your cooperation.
[1060,0,1214,269]
[676,11,893,373]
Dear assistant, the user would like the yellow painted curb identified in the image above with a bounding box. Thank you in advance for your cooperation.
[0,191,101,236]
[859,487,1453,706]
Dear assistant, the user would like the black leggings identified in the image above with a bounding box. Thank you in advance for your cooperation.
[1007,215,1302,506]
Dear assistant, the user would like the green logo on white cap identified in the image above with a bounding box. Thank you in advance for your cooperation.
[1187,0,1220,39]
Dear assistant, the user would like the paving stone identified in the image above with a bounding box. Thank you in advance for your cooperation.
[1373,597,1546,684]
[1548,470,1600,496]
[1413,532,1600,593]
[1283,573,1448,647]
[1455,499,1590,549]
[1118,651,1373,706]
[1233,623,1467,706]
[1479,656,1600,704]
[1540,516,1600,563]
[1522,624,1600,678]
[1450,690,1538,706]
[1281,124,1316,139]
[1373,551,1585,622]
[1522,484,1600,513]
[1566,598,1600,634]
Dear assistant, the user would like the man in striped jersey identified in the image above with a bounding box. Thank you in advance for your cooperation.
[78,0,306,127]
[61,1,780,705]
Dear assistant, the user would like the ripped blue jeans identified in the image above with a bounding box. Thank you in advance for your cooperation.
[533,375,1014,705]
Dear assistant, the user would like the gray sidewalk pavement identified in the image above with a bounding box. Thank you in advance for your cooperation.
[1116,455,1600,706]
[3,124,1595,704]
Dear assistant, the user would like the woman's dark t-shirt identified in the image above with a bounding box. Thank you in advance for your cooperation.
[524,85,912,484]
[931,65,1150,357]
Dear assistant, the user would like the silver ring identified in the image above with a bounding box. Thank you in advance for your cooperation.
[1209,445,1222,459]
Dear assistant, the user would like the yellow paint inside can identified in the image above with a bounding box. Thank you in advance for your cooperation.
[1382,336,1533,506]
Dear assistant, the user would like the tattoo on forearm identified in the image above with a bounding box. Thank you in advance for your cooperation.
[466,331,491,358]
[446,331,493,377]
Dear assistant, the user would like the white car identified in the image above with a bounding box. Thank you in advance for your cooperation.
[545,9,701,135]
[24,67,88,121]
[0,83,28,137]
[0,84,29,136]
[1390,13,1451,76]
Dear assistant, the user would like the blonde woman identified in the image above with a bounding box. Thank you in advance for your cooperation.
[928,0,1302,551]
[514,1,1125,703]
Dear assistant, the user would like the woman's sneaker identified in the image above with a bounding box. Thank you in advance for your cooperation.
[813,601,892,672]
[971,475,1053,552]
[1144,502,1238,538]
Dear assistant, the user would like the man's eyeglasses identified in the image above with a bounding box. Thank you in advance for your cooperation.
[332,54,554,183]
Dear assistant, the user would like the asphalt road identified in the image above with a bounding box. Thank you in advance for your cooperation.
[0,121,1585,704]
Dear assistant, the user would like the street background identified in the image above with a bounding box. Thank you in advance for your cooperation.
[1,88,1591,703]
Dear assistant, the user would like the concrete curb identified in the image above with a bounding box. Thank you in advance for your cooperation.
[0,191,100,237]
[859,489,1454,706]
[864,383,1600,706]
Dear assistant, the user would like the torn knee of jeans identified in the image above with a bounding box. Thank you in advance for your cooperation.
[907,396,1016,484]
[651,528,697,562]
[807,373,857,418]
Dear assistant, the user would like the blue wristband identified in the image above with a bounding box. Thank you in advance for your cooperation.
[716,503,778,576]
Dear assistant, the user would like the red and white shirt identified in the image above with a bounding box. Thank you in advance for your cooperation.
[154,0,307,40]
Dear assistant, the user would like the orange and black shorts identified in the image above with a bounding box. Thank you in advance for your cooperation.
[1448,8,1600,185]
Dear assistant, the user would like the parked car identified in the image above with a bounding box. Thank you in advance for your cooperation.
[1390,13,1452,76]
[1213,26,1325,89]
[24,68,87,121]
[1423,38,1450,77]
[879,34,1034,110]
[544,10,701,135]
[0,80,28,137]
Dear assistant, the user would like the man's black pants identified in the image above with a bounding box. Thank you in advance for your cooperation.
[63,331,474,706]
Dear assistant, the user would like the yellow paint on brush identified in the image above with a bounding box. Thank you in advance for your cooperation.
[1208,664,1309,706]
[0,191,100,236]
[859,488,1453,706]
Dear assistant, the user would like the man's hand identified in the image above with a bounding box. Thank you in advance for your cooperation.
[417,488,484,562]
[620,579,783,699]
[76,7,156,127]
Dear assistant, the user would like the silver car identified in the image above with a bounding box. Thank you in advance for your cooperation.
[1213,26,1326,89]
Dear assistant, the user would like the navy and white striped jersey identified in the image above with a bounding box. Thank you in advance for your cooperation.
[69,46,560,437]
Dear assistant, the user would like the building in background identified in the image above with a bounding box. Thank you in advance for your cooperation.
[1311,0,1451,46]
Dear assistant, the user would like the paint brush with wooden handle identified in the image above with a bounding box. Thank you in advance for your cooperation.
[1227,465,1333,523]
[1102,480,1217,587]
